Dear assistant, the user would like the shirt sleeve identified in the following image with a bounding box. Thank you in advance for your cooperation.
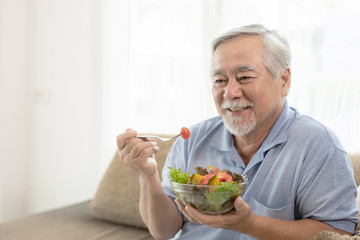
[296,148,358,233]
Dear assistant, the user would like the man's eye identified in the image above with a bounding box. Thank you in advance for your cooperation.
[214,78,226,85]
[214,79,225,84]
[238,76,251,81]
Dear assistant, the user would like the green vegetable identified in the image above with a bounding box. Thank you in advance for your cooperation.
[204,183,243,211]
[168,167,190,184]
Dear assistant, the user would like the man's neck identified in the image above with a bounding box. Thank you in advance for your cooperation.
[233,100,286,166]
[233,133,268,166]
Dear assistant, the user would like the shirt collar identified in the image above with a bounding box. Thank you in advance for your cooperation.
[261,100,295,153]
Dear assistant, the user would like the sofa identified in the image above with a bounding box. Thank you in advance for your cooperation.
[0,137,359,240]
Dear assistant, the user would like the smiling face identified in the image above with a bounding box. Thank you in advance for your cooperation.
[211,35,290,137]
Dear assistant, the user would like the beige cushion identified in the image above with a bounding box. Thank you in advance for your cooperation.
[91,137,176,229]
[309,231,360,240]
[349,154,360,187]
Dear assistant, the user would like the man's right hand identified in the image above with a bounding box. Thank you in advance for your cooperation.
[116,129,160,178]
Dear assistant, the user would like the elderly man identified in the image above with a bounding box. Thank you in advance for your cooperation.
[116,24,358,240]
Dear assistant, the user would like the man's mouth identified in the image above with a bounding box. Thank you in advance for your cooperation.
[228,105,251,112]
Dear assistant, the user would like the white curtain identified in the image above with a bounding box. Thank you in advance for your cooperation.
[103,0,360,153]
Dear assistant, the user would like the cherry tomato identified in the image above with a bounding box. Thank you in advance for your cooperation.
[180,127,190,139]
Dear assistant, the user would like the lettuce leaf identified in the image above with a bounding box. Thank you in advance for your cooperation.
[168,167,190,184]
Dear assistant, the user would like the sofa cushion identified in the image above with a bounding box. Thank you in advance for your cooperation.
[91,137,176,229]
[349,154,360,187]
[0,201,154,240]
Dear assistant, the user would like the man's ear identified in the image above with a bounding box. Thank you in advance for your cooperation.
[280,68,291,96]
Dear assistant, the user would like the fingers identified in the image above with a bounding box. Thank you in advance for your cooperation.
[116,129,137,151]
[175,197,245,229]
[175,199,200,224]
[175,198,221,226]
[234,196,244,209]
[127,140,159,163]
[233,197,251,217]
[116,129,159,171]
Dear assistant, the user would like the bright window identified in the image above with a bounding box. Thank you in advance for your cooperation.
[102,0,360,153]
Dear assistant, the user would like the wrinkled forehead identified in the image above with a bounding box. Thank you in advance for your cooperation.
[211,65,256,77]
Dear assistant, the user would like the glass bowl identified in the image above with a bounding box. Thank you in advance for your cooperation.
[171,176,247,214]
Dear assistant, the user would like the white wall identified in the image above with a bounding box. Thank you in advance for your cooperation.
[0,0,105,222]
[0,0,32,222]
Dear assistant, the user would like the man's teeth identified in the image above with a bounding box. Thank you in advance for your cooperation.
[228,106,249,112]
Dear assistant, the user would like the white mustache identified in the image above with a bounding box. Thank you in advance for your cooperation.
[221,100,254,110]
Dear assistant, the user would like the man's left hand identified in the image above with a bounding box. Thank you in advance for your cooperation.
[175,197,255,233]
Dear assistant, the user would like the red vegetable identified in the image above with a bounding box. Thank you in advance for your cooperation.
[199,173,216,185]
[217,172,233,183]
[180,127,190,139]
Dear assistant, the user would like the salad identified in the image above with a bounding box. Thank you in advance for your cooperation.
[169,165,247,214]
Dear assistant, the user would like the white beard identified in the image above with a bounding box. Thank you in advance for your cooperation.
[220,99,256,136]
[222,110,256,136]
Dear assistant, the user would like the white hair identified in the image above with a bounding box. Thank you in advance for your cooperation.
[212,24,291,80]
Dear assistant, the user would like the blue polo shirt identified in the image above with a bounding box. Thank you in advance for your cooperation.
[161,101,358,240]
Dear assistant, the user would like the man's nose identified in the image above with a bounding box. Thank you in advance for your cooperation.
[224,78,243,99]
